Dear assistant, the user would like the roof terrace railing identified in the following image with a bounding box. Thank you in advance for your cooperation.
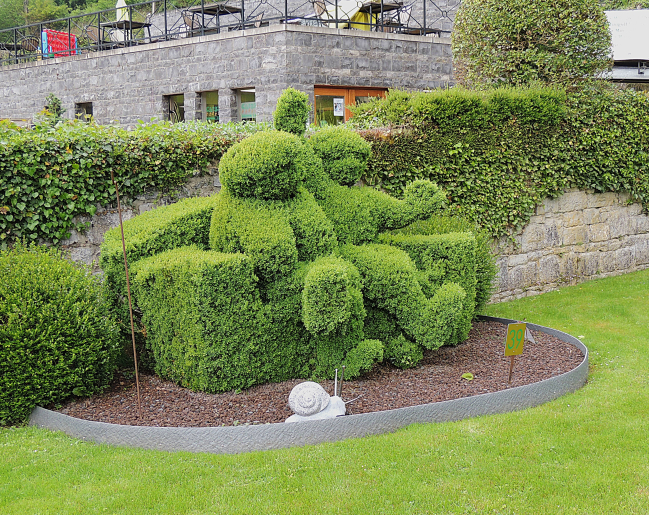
[0,0,456,67]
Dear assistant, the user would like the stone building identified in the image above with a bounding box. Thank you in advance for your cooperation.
[0,0,457,126]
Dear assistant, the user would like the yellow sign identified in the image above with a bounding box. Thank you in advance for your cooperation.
[505,323,526,356]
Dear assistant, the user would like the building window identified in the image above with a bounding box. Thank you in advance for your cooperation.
[75,102,93,122]
[314,86,387,126]
[201,91,219,123]
[239,89,256,122]
[166,94,185,122]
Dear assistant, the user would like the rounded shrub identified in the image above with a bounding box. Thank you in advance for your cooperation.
[274,87,310,137]
[0,243,120,425]
[308,126,372,186]
[219,130,308,200]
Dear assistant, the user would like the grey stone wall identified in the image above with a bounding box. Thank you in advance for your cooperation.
[0,25,452,126]
[493,189,649,303]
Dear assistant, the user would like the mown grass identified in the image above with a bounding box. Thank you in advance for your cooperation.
[1,269,649,514]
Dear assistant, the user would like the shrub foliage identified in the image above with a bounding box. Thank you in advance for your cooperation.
[351,86,649,238]
[273,87,311,137]
[0,243,119,425]
[0,120,268,248]
[451,0,612,88]
[102,119,486,393]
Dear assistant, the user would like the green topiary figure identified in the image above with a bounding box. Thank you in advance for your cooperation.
[273,87,310,137]
[308,126,371,186]
[101,96,479,392]
[1,243,120,425]
[305,126,473,364]
[210,130,371,378]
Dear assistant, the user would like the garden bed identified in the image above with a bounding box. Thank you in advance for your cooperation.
[54,320,584,428]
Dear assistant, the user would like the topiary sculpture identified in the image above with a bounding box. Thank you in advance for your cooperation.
[273,87,310,137]
[101,106,478,393]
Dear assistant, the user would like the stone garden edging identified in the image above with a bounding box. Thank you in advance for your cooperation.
[28,316,588,455]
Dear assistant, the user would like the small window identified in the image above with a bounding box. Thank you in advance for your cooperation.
[239,89,256,122]
[75,102,93,122]
[314,86,387,125]
[166,94,185,122]
[315,95,345,127]
[202,91,219,123]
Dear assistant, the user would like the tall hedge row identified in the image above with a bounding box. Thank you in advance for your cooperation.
[0,120,269,248]
[350,85,649,238]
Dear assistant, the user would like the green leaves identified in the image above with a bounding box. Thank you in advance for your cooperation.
[0,120,269,246]
[451,0,612,89]
[0,242,120,425]
[357,87,649,240]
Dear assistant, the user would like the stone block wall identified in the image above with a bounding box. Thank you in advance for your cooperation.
[492,189,649,302]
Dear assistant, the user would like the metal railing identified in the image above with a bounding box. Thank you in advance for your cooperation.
[0,0,456,67]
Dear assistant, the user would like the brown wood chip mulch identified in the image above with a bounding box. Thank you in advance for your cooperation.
[55,321,584,428]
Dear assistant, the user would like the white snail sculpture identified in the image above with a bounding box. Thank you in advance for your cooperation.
[285,381,346,423]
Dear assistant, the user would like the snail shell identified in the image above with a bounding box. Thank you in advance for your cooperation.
[288,382,330,416]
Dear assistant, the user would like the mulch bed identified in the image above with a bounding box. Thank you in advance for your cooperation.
[55,321,584,427]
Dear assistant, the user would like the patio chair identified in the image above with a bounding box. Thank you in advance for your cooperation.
[182,12,202,37]
[19,36,40,57]
[84,25,106,50]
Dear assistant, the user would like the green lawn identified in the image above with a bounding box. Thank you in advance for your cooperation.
[2,269,649,514]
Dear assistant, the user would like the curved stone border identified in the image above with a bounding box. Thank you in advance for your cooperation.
[29,316,588,454]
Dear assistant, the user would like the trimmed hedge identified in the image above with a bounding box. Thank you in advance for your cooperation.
[0,120,268,248]
[218,131,308,200]
[390,214,497,313]
[350,86,649,238]
[0,243,119,425]
[209,188,337,284]
[339,243,467,351]
[133,247,266,392]
[308,126,372,186]
[100,194,220,352]
[378,231,476,345]
[310,178,447,245]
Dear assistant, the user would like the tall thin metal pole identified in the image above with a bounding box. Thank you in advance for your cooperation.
[110,170,142,418]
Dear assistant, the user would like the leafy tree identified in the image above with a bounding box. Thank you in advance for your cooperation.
[0,0,26,30]
[24,0,68,24]
[452,0,613,89]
